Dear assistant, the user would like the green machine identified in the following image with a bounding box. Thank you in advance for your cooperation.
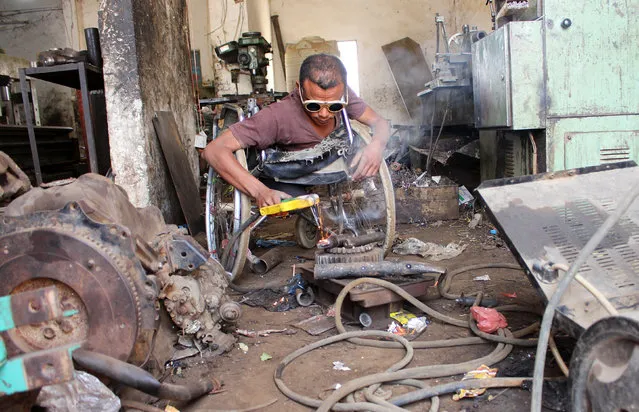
[473,0,639,179]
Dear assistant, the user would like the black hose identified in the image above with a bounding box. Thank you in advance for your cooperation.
[220,213,261,269]
[72,349,214,402]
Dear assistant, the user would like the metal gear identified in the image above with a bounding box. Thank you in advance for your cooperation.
[315,247,384,265]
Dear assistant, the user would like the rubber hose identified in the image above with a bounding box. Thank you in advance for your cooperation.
[220,213,260,269]
[336,277,469,328]
[72,349,214,402]
[390,377,528,407]
[334,278,541,349]
[531,180,639,412]
[274,330,414,411]
[317,330,514,412]
[438,263,523,299]
[364,379,439,412]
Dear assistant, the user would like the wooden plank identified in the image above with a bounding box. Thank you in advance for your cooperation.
[152,111,204,235]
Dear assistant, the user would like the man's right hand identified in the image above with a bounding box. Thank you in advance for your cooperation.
[255,187,292,208]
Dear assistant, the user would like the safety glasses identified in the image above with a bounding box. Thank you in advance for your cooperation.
[299,85,348,113]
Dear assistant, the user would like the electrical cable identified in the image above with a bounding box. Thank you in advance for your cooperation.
[530,180,639,412]
[548,335,569,377]
[551,263,618,316]
[438,262,524,299]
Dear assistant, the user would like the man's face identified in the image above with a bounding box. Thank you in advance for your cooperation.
[299,79,346,127]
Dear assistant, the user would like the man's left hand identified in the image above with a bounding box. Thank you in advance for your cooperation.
[350,140,385,181]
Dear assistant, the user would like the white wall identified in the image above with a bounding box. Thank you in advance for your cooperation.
[0,0,77,132]
[269,0,492,124]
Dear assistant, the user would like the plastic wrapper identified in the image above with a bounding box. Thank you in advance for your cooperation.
[452,365,498,400]
[36,370,120,412]
[470,306,508,333]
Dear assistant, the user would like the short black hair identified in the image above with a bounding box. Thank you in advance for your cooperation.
[299,54,347,90]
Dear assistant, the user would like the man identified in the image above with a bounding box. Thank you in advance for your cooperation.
[202,53,390,208]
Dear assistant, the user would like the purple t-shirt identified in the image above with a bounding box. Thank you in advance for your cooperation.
[229,86,367,151]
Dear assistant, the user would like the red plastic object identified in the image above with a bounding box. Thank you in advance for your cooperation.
[470,306,508,333]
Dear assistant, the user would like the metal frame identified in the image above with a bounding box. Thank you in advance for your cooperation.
[19,62,103,185]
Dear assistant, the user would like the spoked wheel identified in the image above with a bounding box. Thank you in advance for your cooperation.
[205,151,251,280]
[305,123,396,254]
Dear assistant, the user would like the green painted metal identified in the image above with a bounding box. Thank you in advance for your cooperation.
[547,115,639,171]
[544,0,639,117]
[0,356,29,395]
[0,295,15,333]
[473,21,544,130]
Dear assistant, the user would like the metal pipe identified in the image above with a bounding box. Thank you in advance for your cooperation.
[84,28,102,68]
[248,247,284,274]
[341,108,354,145]
[314,261,445,280]
[72,349,214,401]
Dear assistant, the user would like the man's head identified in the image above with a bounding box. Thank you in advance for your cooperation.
[297,54,348,127]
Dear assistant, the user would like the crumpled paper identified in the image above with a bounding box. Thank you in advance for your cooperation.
[392,238,467,261]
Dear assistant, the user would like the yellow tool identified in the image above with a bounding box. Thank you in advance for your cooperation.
[259,194,320,216]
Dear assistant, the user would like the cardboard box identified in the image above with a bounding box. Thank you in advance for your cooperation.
[395,185,459,223]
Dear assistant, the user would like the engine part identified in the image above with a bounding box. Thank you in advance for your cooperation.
[0,173,238,366]
[317,231,386,249]
[314,261,446,280]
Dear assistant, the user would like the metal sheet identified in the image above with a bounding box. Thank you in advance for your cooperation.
[472,25,511,128]
[382,38,433,123]
[152,111,205,235]
[508,21,544,130]
[477,162,639,335]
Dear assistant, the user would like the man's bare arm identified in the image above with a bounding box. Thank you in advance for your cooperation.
[201,130,290,207]
[350,106,390,181]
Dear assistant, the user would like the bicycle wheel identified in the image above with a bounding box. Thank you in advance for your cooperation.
[309,122,396,255]
[205,150,251,280]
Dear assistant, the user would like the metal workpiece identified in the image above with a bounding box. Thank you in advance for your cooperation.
[248,247,284,274]
[314,261,446,280]
[317,232,386,250]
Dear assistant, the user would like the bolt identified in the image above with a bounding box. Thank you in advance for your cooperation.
[41,363,56,380]
[87,259,95,269]
[59,320,74,334]
[43,327,56,339]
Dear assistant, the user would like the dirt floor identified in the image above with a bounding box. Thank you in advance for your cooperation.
[152,216,568,412]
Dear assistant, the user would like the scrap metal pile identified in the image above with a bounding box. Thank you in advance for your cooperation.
[0,160,240,408]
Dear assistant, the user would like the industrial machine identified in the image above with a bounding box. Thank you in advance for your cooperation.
[472,0,639,179]
[0,172,240,408]
[477,161,639,410]
[215,31,272,94]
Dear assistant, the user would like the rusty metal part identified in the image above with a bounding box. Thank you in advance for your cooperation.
[0,202,154,361]
[2,174,239,367]
[165,235,209,272]
[315,247,384,265]
[9,286,62,327]
[160,260,236,351]
[219,301,242,322]
[326,244,374,254]
[0,151,31,205]
[21,344,77,391]
[72,349,214,401]
[248,247,284,274]
[314,260,446,280]
[316,231,386,249]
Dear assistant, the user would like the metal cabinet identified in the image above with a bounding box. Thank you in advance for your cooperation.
[472,21,544,130]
